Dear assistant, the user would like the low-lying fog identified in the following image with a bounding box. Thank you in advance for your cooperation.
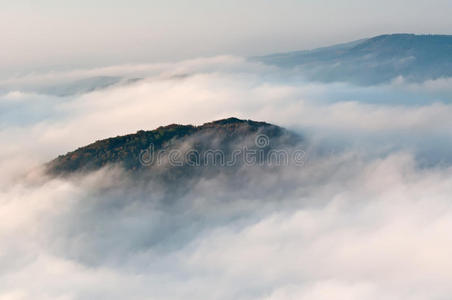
[1,57,452,300]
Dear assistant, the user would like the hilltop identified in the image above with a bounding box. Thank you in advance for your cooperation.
[256,34,452,84]
[47,118,302,176]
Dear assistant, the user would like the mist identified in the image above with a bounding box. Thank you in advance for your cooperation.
[1,57,452,299]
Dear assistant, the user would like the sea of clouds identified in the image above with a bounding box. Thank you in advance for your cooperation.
[1,56,452,300]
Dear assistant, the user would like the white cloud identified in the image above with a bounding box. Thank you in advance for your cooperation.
[2,150,452,299]
[1,58,452,299]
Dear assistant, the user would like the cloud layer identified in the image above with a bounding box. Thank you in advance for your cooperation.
[1,57,452,299]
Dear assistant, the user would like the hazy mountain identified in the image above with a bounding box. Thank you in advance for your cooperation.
[37,76,123,96]
[47,118,303,177]
[0,76,145,98]
[256,34,452,85]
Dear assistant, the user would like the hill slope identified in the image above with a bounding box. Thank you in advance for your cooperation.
[47,118,302,176]
[256,34,452,84]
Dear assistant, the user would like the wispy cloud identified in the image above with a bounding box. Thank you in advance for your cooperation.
[1,57,452,299]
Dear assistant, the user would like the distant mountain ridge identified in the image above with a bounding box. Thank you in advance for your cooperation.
[256,34,452,84]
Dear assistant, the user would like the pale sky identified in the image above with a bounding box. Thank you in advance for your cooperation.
[1,0,452,74]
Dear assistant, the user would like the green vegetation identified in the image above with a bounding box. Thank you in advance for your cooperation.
[47,118,298,175]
